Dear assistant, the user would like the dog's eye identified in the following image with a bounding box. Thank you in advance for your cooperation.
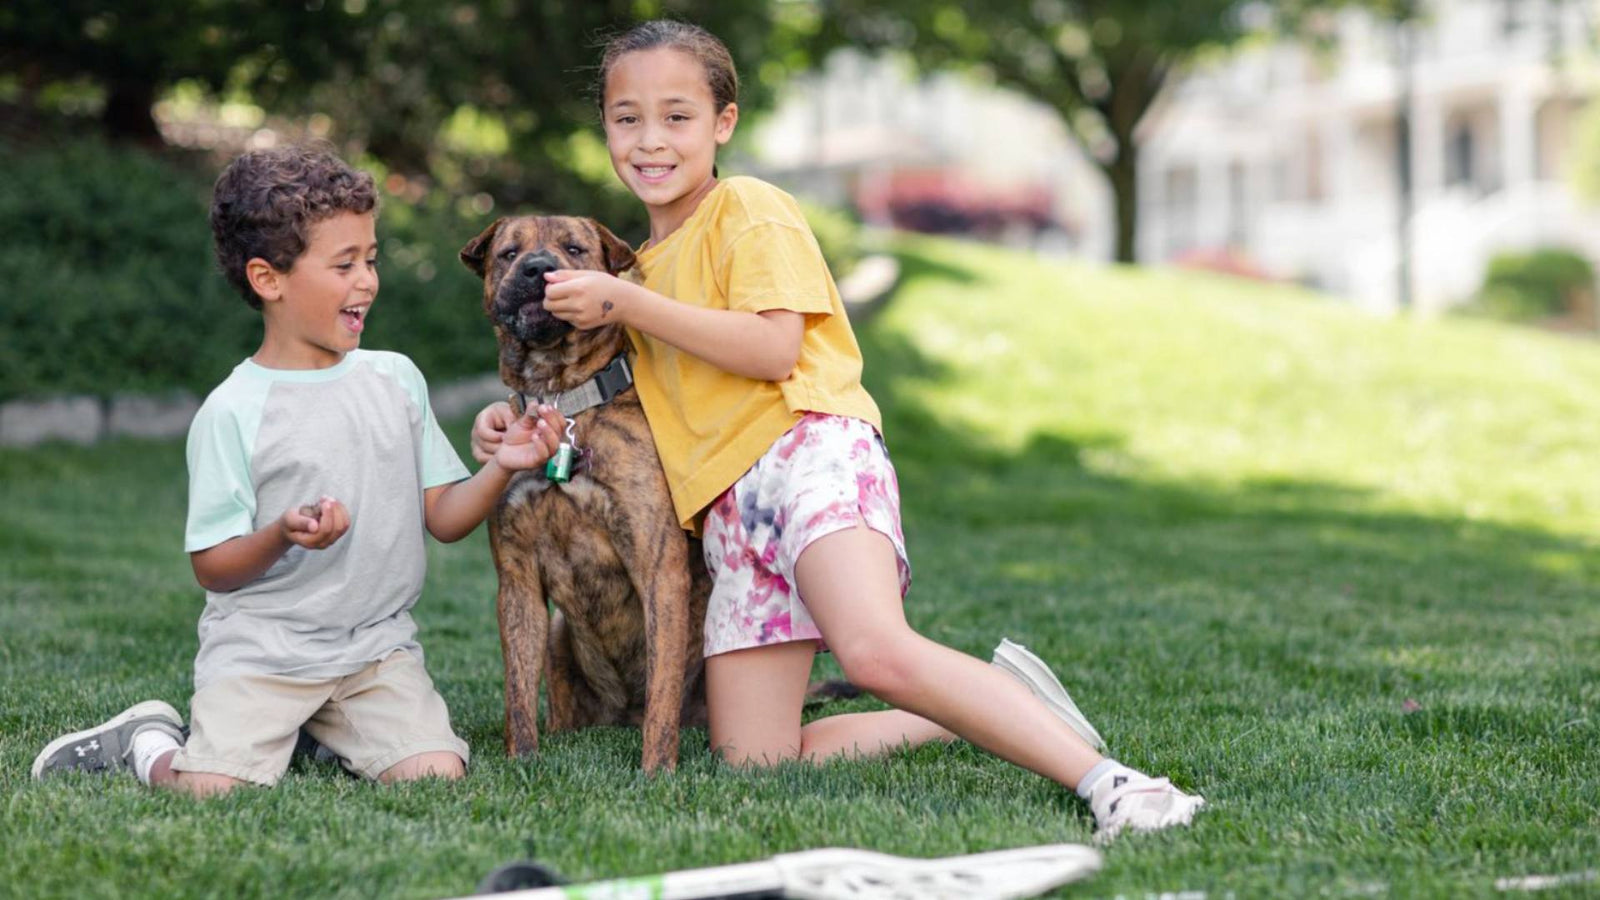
[566,245,586,257]
[499,247,518,261]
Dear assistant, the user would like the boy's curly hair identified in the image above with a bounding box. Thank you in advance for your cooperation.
[209,143,379,309]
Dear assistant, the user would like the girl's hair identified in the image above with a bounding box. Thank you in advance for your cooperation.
[596,19,739,114]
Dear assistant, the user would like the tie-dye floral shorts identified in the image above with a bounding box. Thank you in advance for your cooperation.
[700,412,912,658]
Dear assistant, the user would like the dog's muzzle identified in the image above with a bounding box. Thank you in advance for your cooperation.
[496,250,573,346]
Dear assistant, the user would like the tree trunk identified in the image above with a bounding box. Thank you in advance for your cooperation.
[1106,144,1139,265]
[1101,52,1162,265]
[101,81,161,144]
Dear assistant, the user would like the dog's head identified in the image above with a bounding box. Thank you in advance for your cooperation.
[460,216,637,350]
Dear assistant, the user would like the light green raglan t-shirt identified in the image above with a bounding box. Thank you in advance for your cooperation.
[183,349,469,691]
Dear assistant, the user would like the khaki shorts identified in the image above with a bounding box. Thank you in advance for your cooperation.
[171,650,469,786]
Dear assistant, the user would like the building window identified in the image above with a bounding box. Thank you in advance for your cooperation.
[1164,165,1198,256]
[1446,123,1475,188]
[1500,0,1526,37]
[1228,161,1250,246]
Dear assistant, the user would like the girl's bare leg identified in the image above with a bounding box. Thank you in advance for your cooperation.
[706,641,956,765]
[706,523,1103,790]
[793,524,1103,790]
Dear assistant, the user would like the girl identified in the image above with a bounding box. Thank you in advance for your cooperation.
[473,19,1203,840]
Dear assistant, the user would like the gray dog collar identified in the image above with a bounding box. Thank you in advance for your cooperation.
[515,353,634,419]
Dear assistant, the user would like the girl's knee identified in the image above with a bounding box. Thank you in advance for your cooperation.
[379,751,466,784]
[831,631,924,701]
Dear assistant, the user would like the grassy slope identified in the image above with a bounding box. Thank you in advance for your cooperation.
[1,236,1596,898]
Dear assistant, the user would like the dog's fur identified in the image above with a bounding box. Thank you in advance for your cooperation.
[460,215,709,772]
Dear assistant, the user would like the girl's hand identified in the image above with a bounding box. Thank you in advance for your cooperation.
[542,269,632,329]
[470,400,516,464]
[494,405,567,473]
[280,496,349,550]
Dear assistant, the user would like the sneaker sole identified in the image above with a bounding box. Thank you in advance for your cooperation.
[31,700,182,780]
[992,639,1106,752]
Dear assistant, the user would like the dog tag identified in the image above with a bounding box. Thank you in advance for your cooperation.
[546,442,574,483]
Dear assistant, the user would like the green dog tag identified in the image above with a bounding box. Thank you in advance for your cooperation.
[546,442,573,482]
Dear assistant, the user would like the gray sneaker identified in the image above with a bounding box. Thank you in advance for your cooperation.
[32,700,184,780]
[992,638,1106,752]
[292,728,340,766]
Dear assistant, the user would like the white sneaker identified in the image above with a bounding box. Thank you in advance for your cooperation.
[1089,771,1206,842]
[991,638,1106,752]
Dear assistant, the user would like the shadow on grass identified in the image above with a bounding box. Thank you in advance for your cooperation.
[860,246,1599,582]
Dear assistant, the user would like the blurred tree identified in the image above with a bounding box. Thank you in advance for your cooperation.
[807,0,1366,263]
[0,1,369,142]
[0,2,808,232]
[284,1,805,232]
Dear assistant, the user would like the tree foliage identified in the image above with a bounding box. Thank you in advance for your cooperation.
[0,1,368,140]
[0,1,810,235]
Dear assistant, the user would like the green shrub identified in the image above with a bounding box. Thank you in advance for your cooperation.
[1468,247,1595,322]
[0,139,871,402]
[0,139,500,402]
[0,140,255,401]
[798,199,864,280]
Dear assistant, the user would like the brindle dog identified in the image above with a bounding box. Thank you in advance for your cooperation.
[460,215,708,772]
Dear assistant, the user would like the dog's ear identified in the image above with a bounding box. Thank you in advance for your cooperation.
[460,218,505,278]
[593,221,637,275]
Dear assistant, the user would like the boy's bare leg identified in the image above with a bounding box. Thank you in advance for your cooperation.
[156,769,250,797]
[379,751,465,783]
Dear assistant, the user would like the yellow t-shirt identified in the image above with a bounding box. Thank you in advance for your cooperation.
[629,176,883,530]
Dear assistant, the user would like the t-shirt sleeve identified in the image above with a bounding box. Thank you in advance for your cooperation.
[184,400,258,553]
[419,395,470,489]
[396,357,471,489]
[722,222,835,316]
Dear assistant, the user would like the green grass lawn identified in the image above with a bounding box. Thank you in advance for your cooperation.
[3,236,1597,898]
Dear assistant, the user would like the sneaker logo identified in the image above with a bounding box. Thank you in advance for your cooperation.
[74,740,101,757]
[1112,775,1128,789]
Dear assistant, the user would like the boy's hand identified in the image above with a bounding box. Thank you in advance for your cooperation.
[280,496,349,549]
[470,400,516,464]
[495,404,567,473]
[542,269,632,329]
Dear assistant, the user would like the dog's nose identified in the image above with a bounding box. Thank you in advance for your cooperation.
[519,251,559,282]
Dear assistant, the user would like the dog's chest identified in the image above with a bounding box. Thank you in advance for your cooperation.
[503,469,600,507]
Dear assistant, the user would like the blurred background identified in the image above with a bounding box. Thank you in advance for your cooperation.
[3,0,1599,425]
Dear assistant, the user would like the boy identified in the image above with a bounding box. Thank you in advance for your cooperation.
[31,144,563,795]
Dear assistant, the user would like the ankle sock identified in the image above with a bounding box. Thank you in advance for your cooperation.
[131,728,181,785]
[1077,758,1137,800]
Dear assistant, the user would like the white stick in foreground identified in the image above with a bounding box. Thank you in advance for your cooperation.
[461,843,1102,900]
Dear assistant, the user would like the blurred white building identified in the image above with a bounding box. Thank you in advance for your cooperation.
[1141,0,1600,313]
[746,49,1112,258]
